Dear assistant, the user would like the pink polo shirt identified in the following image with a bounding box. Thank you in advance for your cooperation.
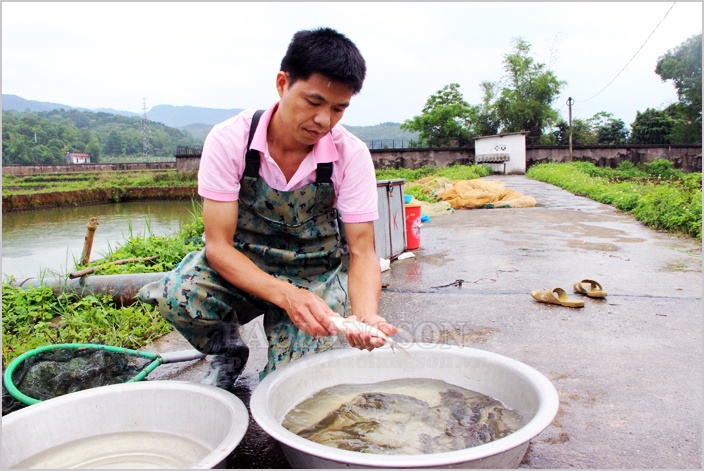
[198,103,378,224]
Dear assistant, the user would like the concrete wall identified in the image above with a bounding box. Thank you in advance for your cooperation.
[372,148,475,170]
[525,145,702,173]
[176,155,201,172]
[370,144,701,173]
[5,145,700,176]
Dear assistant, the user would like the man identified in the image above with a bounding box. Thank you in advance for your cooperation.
[139,27,397,389]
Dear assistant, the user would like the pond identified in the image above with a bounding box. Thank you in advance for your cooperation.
[2,200,198,280]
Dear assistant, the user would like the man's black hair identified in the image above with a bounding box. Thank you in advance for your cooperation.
[280,27,366,95]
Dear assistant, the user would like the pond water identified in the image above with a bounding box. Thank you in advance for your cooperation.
[2,200,198,280]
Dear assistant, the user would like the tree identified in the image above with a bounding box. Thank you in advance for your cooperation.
[630,108,676,144]
[86,137,102,162]
[476,81,501,137]
[491,38,565,143]
[401,83,478,147]
[1,108,200,165]
[588,112,629,144]
[655,33,702,143]
[548,118,597,145]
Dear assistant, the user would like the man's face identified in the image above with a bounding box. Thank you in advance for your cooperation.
[275,71,353,147]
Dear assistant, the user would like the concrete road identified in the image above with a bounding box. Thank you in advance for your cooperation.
[147,175,702,469]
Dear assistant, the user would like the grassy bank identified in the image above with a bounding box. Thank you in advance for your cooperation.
[3,161,701,365]
[2,169,198,196]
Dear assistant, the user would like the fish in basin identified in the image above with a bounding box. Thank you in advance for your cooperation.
[283,380,525,455]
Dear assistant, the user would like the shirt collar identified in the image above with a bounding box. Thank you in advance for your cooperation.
[250,101,339,164]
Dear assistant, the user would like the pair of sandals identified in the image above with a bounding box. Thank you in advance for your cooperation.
[531,280,607,308]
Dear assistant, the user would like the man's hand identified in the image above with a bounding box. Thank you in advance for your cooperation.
[281,285,341,337]
[343,314,398,352]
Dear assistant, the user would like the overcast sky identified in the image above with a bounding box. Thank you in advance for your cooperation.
[2,2,702,127]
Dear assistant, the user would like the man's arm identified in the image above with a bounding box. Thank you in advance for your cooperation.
[343,221,397,350]
[202,198,339,337]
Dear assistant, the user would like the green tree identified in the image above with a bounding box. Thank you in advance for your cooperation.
[630,108,676,144]
[491,38,565,144]
[86,137,102,162]
[655,33,702,143]
[547,118,597,145]
[588,112,629,144]
[476,81,501,137]
[401,83,478,147]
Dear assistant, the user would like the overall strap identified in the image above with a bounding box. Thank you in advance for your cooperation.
[243,110,265,178]
[242,109,334,184]
[316,162,333,184]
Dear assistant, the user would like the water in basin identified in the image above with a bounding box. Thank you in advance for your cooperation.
[13,431,210,469]
[282,378,525,455]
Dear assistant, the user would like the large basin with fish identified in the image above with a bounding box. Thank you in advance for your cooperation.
[250,344,559,468]
[2,380,249,469]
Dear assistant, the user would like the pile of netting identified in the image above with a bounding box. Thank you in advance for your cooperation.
[408,178,537,210]
[2,344,157,415]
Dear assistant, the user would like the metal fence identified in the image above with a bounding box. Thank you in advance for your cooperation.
[98,155,176,164]
[366,137,475,149]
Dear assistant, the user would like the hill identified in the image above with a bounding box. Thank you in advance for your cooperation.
[1,94,417,146]
[2,94,93,114]
[148,104,243,128]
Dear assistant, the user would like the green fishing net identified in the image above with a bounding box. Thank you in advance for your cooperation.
[2,344,157,415]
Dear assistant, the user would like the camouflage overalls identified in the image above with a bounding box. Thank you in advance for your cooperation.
[139,114,348,382]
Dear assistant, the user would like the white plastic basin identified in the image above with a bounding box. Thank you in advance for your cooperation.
[2,380,249,469]
[250,344,559,469]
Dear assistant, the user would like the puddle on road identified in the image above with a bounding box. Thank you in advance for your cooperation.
[567,240,620,252]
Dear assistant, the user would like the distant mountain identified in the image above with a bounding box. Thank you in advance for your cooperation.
[179,123,217,142]
[345,122,418,146]
[148,104,243,128]
[2,94,92,113]
[2,94,416,145]
[2,95,239,128]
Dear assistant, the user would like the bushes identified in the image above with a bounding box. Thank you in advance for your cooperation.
[2,284,171,365]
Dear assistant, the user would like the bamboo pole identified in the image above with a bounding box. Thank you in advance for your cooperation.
[69,256,158,279]
[80,217,99,266]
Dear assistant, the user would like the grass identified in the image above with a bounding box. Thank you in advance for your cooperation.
[1,284,172,365]
[2,170,198,196]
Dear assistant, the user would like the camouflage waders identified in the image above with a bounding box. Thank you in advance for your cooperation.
[139,121,348,387]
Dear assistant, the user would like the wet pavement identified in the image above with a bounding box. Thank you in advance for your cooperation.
[146,175,702,469]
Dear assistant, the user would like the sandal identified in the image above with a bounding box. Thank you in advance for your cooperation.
[531,288,585,308]
[573,279,607,298]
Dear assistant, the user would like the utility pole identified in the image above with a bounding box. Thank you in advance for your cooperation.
[567,97,574,162]
[142,98,150,161]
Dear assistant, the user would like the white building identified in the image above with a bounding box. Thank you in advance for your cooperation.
[474,132,528,174]
[65,153,91,164]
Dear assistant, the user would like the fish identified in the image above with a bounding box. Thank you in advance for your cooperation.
[328,315,410,357]
[295,392,434,453]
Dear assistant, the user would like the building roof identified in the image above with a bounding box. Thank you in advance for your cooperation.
[475,131,529,140]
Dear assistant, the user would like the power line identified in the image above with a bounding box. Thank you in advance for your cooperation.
[575,2,677,103]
